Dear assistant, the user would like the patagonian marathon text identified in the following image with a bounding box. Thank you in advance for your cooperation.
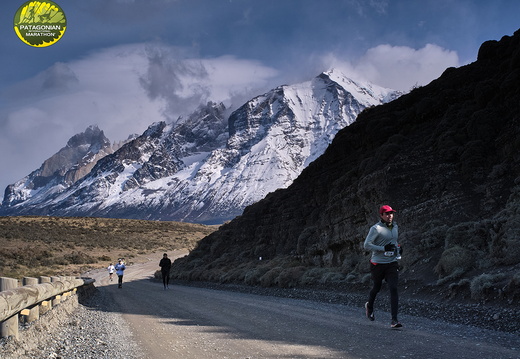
[19,25,62,31]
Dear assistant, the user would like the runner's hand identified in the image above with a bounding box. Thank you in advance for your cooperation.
[384,244,396,252]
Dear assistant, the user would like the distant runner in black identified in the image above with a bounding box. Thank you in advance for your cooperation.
[159,253,172,290]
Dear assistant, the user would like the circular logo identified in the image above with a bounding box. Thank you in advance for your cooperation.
[13,1,67,47]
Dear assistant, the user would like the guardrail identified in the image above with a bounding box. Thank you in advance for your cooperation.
[0,276,95,340]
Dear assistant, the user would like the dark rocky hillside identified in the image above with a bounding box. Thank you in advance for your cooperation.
[172,30,520,306]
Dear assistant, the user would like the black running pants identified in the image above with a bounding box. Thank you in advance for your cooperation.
[367,261,399,320]
[161,270,170,287]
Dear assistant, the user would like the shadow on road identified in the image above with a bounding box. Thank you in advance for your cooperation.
[77,268,520,359]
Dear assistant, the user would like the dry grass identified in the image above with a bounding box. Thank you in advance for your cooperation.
[0,216,217,279]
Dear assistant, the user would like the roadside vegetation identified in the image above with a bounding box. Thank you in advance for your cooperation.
[0,216,216,279]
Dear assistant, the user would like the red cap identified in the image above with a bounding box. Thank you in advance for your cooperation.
[379,205,396,215]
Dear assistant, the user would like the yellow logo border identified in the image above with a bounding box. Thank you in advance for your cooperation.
[13,1,67,48]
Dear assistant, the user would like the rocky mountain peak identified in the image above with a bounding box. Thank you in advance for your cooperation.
[66,125,109,148]
[2,125,122,207]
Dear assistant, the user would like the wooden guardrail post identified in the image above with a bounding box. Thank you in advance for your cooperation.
[50,277,61,306]
[0,275,95,340]
[0,277,20,339]
[22,277,40,323]
[39,276,51,315]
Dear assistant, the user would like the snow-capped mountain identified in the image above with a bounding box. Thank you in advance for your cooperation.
[2,125,129,207]
[1,70,400,224]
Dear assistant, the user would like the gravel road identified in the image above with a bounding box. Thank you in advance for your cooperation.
[6,251,519,358]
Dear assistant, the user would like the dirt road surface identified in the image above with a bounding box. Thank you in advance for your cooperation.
[88,251,519,359]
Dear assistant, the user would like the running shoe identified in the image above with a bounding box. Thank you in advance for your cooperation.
[365,302,375,321]
[391,320,403,328]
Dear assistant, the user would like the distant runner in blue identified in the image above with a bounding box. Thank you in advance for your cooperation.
[115,258,126,289]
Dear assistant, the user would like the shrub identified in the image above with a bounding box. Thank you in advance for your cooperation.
[445,221,490,252]
[206,269,225,282]
[469,273,508,300]
[223,267,250,283]
[276,266,307,288]
[503,272,520,302]
[319,271,345,285]
[345,273,359,283]
[300,267,329,286]
[492,219,520,266]
[435,245,475,279]
[244,266,270,286]
[419,223,449,250]
[65,251,96,264]
[448,278,471,298]
[360,273,372,285]
[259,267,283,287]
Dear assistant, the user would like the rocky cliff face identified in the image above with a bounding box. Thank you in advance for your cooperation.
[172,30,520,304]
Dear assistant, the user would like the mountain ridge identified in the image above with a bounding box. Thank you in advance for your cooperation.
[1,70,399,224]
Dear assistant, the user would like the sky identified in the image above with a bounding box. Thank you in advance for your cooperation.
[0,0,519,199]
